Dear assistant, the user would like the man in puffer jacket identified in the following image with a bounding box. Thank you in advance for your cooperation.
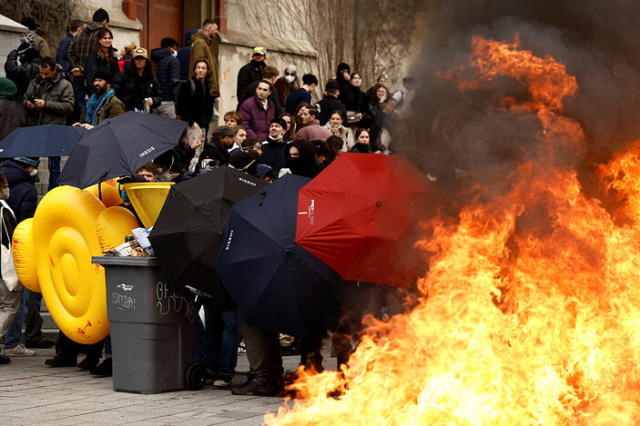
[150,38,180,118]
[177,29,198,80]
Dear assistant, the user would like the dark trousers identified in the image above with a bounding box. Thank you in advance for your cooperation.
[24,291,44,344]
[48,157,61,191]
[238,311,282,382]
[55,331,104,359]
[194,306,240,377]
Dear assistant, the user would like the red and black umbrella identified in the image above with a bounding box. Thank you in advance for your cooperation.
[295,153,442,288]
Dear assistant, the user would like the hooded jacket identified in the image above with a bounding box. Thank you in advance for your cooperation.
[68,22,105,73]
[188,31,220,97]
[0,79,27,141]
[23,65,74,126]
[0,160,37,222]
[4,48,39,101]
[150,48,180,101]
[238,93,276,141]
[284,139,323,179]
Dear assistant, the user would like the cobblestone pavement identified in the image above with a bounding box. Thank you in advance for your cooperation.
[0,347,324,426]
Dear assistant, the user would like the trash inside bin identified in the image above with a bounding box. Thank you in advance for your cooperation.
[92,256,203,394]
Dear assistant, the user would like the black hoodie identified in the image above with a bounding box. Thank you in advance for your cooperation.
[285,139,324,179]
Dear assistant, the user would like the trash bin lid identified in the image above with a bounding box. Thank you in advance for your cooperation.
[92,256,157,267]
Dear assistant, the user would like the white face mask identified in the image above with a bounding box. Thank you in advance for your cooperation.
[0,187,9,200]
[284,75,295,84]
[29,169,38,177]
[171,50,178,58]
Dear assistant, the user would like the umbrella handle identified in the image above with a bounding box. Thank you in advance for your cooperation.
[259,191,266,207]
[97,171,108,200]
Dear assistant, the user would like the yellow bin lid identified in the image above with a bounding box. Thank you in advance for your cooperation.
[122,182,174,227]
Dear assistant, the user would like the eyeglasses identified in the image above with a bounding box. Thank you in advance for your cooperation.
[285,71,296,76]
[0,183,8,188]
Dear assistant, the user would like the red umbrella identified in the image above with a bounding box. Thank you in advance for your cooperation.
[295,153,442,288]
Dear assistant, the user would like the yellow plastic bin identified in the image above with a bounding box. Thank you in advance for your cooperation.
[123,182,173,227]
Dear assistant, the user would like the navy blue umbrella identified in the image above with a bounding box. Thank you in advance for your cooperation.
[57,112,187,188]
[215,174,344,340]
[0,124,85,158]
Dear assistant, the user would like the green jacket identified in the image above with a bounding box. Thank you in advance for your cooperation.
[22,65,74,126]
[188,31,220,98]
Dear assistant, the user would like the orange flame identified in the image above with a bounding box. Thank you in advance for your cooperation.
[265,36,640,425]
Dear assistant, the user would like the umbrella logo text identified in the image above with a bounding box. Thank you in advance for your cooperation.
[298,199,315,225]
[139,146,155,158]
[238,177,257,187]
[224,230,234,251]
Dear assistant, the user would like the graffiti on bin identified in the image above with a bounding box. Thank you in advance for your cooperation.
[112,292,136,311]
[155,282,196,321]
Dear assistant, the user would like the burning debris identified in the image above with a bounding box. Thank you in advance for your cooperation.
[265,24,640,426]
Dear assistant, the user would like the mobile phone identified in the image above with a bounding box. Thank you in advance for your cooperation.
[28,97,36,103]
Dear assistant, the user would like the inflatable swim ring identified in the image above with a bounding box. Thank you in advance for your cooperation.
[86,179,123,208]
[96,206,139,250]
[12,218,40,292]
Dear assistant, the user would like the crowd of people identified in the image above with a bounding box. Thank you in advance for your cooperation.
[0,9,420,397]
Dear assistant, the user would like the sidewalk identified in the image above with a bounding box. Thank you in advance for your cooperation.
[0,346,323,425]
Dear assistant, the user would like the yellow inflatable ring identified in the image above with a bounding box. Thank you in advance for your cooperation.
[33,186,108,344]
[12,218,40,292]
[86,179,123,208]
[96,206,139,251]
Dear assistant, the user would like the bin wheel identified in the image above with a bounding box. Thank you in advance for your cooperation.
[185,363,206,390]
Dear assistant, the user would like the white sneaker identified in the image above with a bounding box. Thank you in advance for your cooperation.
[5,344,36,357]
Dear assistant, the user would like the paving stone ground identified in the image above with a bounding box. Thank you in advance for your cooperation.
[0,345,334,426]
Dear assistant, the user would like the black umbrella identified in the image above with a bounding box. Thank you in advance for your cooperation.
[215,174,344,340]
[148,166,268,308]
[0,124,85,157]
[57,112,187,188]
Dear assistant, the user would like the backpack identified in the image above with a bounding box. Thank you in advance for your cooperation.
[173,79,196,116]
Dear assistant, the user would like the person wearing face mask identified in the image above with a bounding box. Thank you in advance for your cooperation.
[274,64,300,106]
[0,157,54,359]
[260,117,290,173]
[150,37,181,118]
[0,172,18,365]
[281,139,324,179]
[237,47,267,100]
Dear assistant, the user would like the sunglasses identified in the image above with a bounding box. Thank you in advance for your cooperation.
[285,71,296,76]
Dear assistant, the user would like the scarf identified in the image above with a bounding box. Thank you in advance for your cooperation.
[85,88,114,125]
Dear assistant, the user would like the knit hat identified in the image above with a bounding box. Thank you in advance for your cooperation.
[93,69,113,84]
[269,117,287,130]
[228,150,258,176]
[256,164,273,179]
[13,157,40,168]
[0,78,18,98]
[20,17,38,31]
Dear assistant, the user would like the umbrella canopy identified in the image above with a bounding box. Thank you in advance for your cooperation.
[215,174,344,340]
[295,153,442,288]
[149,166,268,308]
[0,124,85,158]
[57,112,187,188]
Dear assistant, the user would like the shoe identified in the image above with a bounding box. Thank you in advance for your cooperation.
[0,355,10,364]
[26,339,55,349]
[78,355,100,370]
[45,354,77,367]
[213,375,233,387]
[231,376,282,396]
[4,344,36,357]
[90,358,112,377]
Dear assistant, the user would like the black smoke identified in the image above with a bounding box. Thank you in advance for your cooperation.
[402,1,640,193]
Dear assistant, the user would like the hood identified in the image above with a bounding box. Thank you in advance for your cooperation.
[191,31,210,45]
[285,139,318,178]
[184,29,198,46]
[0,160,32,185]
[0,78,17,98]
[302,119,320,128]
[150,47,171,62]
[84,22,103,35]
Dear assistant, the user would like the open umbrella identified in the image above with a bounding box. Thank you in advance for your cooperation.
[295,153,443,288]
[148,166,267,308]
[0,124,85,158]
[57,111,187,188]
[215,174,344,340]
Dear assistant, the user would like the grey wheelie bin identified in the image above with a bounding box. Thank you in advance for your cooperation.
[92,256,205,394]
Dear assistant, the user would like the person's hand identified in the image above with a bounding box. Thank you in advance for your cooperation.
[330,126,340,136]
[34,99,45,108]
[80,123,94,130]
[356,113,363,119]
[342,70,350,81]
[26,101,36,109]
[146,97,153,106]
[190,136,202,150]
[71,68,82,77]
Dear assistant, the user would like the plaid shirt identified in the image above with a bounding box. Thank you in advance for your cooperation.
[67,23,104,72]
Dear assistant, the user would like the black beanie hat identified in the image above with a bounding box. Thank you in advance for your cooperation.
[21,17,38,31]
[94,69,113,84]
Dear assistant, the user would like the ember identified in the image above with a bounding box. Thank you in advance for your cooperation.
[265,36,640,425]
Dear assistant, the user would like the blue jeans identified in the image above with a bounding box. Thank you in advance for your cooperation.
[5,287,29,349]
[72,81,87,113]
[194,306,239,377]
[48,157,61,191]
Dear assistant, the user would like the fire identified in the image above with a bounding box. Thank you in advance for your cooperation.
[264,36,640,425]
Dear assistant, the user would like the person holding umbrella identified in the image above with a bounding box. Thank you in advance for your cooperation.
[73,69,125,129]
